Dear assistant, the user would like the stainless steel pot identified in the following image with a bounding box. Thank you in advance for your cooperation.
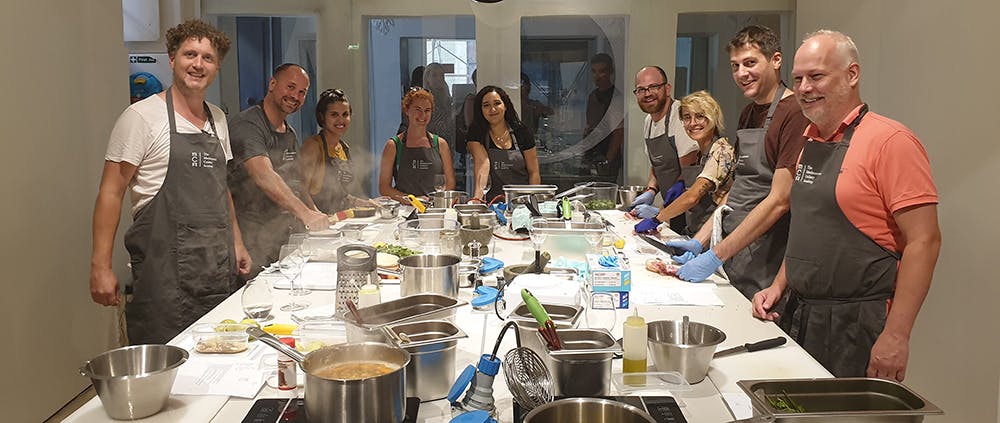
[429,190,467,208]
[250,327,410,423]
[379,254,461,297]
[383,320,467,402]
[524,397,656,423]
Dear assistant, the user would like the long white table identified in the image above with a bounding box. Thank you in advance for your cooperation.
[66,211,830,423]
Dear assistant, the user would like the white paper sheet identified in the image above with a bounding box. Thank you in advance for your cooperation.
[721,392,754,420]
[171,338,267,398]
[629,283,725,307]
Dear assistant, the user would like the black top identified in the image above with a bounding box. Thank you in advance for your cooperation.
[466,123,536,151]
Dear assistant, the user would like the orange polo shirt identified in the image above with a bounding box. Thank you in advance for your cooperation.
[802,105,938,254]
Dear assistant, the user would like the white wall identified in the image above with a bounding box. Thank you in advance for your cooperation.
[0,1,127,420]
[797,1,1000,421]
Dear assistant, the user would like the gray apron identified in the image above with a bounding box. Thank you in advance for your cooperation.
[237,106,303,276]
[393,132,444,197]
[722,88,791,299]
[680,139,719,236]
[644,104,686,232]
[780,105,898,377]
[313,132,355,213]
[124,88,236,344]
[484,129,528,201]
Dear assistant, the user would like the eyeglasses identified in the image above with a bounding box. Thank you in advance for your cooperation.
[632,82,667,96]
[681,113,709,124]
[320,88,346,100]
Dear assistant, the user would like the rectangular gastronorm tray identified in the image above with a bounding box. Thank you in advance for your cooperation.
[338,293,467,330]
[509,303,583,328]
[737,378,943,422]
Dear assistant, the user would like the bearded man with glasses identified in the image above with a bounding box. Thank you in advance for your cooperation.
[626,66,700,234]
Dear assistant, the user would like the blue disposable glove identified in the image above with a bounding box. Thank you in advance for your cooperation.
[672,251,696,264]
[663,181,686,205]
[627,189,656,211]
[634,217,661,234]
[664,238,703,255]
[630,204,660,219]
[677,249,724,282]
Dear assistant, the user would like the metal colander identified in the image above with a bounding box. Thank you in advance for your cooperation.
[502,346,553,411]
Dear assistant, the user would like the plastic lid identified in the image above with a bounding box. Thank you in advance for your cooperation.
[449,410,495,423]
[471,286,499,308]
[479,257,504,274]
[447,365,477,402]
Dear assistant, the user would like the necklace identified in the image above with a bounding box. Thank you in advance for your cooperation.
[490,127,511,148]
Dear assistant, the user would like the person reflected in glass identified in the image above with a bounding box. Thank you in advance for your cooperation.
[583,53,625,182]
[299,89,370,214]
[467,86,541,202]
[424,63,456,156]
[634,91,736,236]
[379,87,456,202]
[520,72,553,135]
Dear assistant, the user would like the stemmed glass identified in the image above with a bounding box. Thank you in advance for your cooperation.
[241,277,274,322]
[278,244,309,311]
[585,230,605,253]
[433,174,447,193]
[289,233,313,297]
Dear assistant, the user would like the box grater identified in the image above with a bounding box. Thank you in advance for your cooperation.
[336,244,377,314]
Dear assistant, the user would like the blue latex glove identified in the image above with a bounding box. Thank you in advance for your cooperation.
[677,248,724,282]
[634,217,661,234]
[627,189,656,211]
[663,181,686,205]
[672,251,696,264]
[664,238,703,255]
[630,204,660,219]
[598,255,619,268]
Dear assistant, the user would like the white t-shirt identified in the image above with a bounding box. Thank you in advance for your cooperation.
[105,94,232,217]
[642,100,698,157]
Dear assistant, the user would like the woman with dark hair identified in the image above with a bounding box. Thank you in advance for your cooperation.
[299,89,368,213]
[467,85,541,201]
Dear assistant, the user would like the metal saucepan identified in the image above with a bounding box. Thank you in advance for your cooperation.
[377,254,461,297]
[249,327,410,423]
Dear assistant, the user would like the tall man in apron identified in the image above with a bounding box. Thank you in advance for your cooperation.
[228,64,330,279]
[90,20,252,344]
[752,31,940,380]
[666,26,810,300]
[627,66,700,232]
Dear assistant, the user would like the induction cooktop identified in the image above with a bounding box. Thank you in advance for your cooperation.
[512,396,686,423]
[242,397,420,423]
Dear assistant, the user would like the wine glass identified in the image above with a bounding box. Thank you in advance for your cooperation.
[480,175,492,201]
[288,232,308,247]
[241,277,274,322]
[586,291,619,333]
[278,244,309,311]
[585,230,605,253]
[528,218,549,251]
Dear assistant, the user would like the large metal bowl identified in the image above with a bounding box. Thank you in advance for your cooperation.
[524,397,656,423]
[647,320,726,384]
[79,344,189,419]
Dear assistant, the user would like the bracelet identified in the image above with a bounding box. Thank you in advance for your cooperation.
[645,186,659,194]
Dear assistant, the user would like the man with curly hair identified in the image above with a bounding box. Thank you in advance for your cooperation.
[90,20,252,344]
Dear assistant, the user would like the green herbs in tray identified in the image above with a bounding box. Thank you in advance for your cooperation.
[373,242,421,258]
[584,199,617,210]
[765,391,806,413]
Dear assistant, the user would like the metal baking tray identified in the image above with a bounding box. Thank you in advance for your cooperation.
[383,320,467,349]
[528,219,606,235]
[339,293,467,330]
[542,328,621,358]
[737,378,943,422]
[509,303,583,328]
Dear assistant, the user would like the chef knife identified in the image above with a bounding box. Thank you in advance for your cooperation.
[638,233,686,256]
[714,336,787,358]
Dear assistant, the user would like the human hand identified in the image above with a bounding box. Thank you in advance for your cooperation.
[664,238,703,255]
[633,217,661,234]
[90,266,120,306]
[868,332,909,382]
[630,204,660,219]
[677,249,723,282]
[303,210,330,232]
[752,285,784,321]
[234,242,253,275]
[663,181,686,205]
[627,189,655,211]
[672,251,696,264]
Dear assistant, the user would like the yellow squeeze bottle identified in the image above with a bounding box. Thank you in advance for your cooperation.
[623,309,648,385]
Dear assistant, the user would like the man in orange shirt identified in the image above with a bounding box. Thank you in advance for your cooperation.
[751,30,941,380]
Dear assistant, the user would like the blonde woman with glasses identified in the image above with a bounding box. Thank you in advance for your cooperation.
[634,91,735,236]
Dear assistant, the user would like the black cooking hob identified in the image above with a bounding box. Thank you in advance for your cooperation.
[512,396,686,423]
[242,397,420,423]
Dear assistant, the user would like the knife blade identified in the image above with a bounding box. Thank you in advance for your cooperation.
[714,336,787,358]
[638,233,685,256]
